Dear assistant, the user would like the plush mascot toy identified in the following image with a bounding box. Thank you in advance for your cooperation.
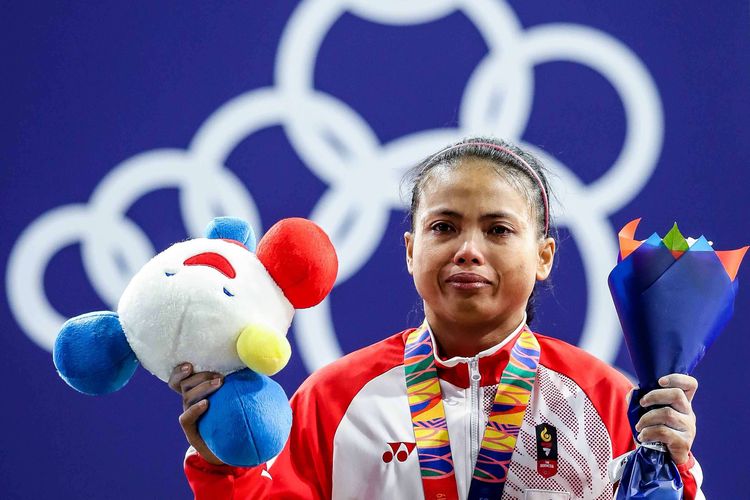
[53,216,337,466]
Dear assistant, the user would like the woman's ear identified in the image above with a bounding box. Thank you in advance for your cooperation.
[404,232,414,275]
[536,237,556,280]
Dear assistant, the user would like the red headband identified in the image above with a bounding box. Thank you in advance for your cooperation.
[427,141,550,236]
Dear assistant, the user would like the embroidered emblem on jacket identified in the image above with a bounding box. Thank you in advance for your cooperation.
[536,424,559,478]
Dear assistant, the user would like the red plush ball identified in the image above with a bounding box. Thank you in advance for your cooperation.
[256,218,338,309]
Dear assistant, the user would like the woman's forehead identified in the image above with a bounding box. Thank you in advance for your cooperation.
[419,160,532,215]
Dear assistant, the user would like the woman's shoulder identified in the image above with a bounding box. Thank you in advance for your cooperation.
[292,328,411,402]
[533,331,633,394]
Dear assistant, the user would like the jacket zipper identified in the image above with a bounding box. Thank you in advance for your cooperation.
[469,356,482,467]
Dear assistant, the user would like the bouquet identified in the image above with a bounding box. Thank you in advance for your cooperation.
[608,218,747,498]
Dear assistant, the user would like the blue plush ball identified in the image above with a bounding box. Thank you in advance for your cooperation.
[198,369,292,466]
[204,216,257,252]
[53,312,139,395]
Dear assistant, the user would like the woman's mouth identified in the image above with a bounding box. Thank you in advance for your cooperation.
[445,272,492,290]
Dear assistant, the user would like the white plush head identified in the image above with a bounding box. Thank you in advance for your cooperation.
[118,237,294,382]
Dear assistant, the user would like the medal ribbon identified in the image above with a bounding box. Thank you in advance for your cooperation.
[404,322,540,500]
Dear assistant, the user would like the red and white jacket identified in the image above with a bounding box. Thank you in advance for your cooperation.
[185,323,703,499]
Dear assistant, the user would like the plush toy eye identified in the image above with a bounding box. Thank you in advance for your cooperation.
[165,272,176,277]
[223,287,234,297]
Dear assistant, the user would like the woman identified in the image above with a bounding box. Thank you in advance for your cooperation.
[171,138,702,499]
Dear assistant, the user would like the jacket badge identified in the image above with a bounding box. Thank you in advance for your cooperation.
[535,423,558,478]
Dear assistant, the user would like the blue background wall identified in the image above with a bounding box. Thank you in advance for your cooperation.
[3,1,748,497]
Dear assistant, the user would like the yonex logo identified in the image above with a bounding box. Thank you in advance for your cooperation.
[382,442,417,463]
[6,1,663,375]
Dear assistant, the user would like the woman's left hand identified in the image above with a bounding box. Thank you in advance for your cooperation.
[634,373,698,465]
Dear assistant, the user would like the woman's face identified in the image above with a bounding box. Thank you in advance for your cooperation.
[404,158,555,332]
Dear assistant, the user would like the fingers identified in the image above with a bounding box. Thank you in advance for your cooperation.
[178,400,224,465]
[181,371,222,394]
[639,387,691,414]
[636,375,699,467]
[637,421,691,444]
[168,364,224,395]
[171,364,226,465]
[168,363,193,393]
[178,400,209,454]
[636,422,693,465]
[182,376,223,411]
[636,406,692,433]
[659,374,698,402]
[179,399,208,431]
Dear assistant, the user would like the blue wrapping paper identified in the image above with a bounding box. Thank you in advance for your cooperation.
[616,445,682,500]
[608,220,746,499]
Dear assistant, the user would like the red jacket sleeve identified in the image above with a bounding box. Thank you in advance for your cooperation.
[677,452,700,500]
[184,383,334,499]
[184,331,408,498]
[184,449,270,499]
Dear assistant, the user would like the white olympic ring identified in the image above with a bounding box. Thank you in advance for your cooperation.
[6,0,663,379]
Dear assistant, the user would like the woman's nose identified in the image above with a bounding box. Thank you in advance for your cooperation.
[453,238,485,266]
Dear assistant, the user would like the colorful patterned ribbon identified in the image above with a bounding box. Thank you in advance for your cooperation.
[404,322,541,500]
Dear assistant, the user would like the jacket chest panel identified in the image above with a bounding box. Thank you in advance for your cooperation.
[331,365,423,499]
[503,366,615,500]
[329,363,616,500]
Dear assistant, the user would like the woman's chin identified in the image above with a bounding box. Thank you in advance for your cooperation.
[444,302,498,324]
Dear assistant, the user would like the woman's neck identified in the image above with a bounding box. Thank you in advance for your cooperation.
[425,309,526,359]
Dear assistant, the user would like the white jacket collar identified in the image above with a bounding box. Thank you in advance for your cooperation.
[427,313,527,368]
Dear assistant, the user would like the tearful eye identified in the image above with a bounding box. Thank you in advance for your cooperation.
[431,222,453,233]
[223,287,234,297]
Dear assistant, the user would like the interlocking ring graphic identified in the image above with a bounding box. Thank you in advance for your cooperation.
[6,0,663,375]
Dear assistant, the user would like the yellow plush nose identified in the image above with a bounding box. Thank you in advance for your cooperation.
[236,324,291,376]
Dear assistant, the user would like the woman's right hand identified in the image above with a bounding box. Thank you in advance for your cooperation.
[168,363,225,465]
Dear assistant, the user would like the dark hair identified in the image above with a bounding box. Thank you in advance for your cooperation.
[401,136,557,324]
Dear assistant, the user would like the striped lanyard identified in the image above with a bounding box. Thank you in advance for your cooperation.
[404,322,541,500]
